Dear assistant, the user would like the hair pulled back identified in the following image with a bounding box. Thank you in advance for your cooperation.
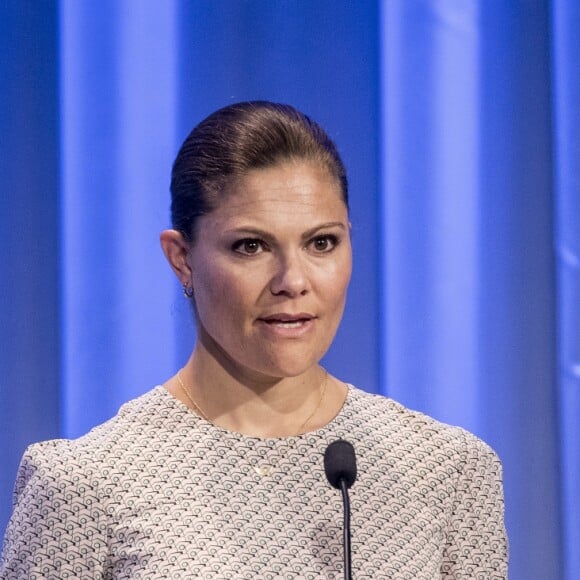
[170,101,348,242]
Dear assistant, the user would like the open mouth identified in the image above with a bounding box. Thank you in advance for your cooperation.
[264,319,309,328]
[259,314,316,328]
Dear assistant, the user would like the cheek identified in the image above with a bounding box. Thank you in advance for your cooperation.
[195,265,258,321]
[322,254,352,302]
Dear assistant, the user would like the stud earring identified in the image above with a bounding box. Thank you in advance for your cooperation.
[182,284,194,298]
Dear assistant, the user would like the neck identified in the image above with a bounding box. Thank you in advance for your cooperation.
[173,343,333,438]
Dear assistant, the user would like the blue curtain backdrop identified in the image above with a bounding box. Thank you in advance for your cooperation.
[0,2,578,579]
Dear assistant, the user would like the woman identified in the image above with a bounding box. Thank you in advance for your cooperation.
[1,102,507,578]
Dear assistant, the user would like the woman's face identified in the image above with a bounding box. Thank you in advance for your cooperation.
[187,160,352,381]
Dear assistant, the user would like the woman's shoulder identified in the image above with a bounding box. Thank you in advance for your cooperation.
[344,385,500,465]
[0,390,171,577]
[18,386,180,477]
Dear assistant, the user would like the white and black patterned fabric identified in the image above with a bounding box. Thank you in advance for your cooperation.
[1,386,508,579]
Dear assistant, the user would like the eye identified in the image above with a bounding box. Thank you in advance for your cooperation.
[309,234,339,253]
[232,238,266,255]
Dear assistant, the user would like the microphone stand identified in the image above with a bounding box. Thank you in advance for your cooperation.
[340,478,352,580]
[324,439,356,579]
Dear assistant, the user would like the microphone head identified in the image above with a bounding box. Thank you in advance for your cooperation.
[324,439,357,489]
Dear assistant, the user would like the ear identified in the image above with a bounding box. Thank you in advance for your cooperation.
[160,229,192,286]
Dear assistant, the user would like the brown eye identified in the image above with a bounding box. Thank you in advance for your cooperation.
[232,238,264,255]
[311,235,338,253]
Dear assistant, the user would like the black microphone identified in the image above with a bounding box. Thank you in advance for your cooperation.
[324,440,357,580]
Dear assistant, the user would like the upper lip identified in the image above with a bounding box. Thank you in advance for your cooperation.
[259,313,316,322]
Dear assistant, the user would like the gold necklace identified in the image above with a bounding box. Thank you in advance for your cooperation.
[176,370,210,420]
[176,369,328,476]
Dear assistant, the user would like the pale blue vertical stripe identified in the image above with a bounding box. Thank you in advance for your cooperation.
[552,1,580,577]
[380,1,480,428]
[425,2,479,428]
[116,1,180,394]
[60,1,179,438]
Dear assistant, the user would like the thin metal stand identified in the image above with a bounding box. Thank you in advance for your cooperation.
[340,478,352,580]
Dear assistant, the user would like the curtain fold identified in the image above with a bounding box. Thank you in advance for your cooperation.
[552,1,580,576]
[380,2,561,578]
[60,0,179,437]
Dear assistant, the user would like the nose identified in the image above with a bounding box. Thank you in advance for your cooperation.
[269,252,310,297]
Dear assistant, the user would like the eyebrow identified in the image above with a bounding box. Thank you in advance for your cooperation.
[225,221,347,241]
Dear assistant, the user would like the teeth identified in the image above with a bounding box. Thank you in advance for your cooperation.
[270,320,305,328]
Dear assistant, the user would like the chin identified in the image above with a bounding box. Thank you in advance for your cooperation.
[200,325,329,379]
[251,351,326,380]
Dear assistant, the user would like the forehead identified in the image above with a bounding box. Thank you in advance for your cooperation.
[210,161,346,223]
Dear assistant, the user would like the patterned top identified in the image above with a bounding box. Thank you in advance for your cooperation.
[1,385,507,579]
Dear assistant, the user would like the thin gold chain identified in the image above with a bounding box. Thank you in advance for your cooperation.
[294,370,328,435]
[176,370,210,421]
[175,368,328,476]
